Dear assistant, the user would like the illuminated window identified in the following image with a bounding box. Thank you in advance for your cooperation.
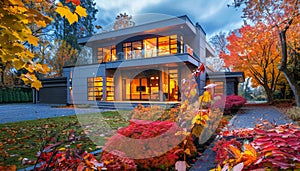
[97,45,117,63]
[132,41,143,59]
[87,77,103,101]
[122,35,181,59]
[158,36,170,56]
[214,81,224,95]
[143,38,157,58]
[123,42,132,60]
[106,77,115,101]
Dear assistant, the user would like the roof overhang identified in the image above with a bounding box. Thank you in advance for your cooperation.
[78,16,198,46]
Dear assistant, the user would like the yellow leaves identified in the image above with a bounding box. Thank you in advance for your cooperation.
[190,88,197,97]
[13,59,25,70]
[199,91,211,103]
[210,165,222,171]
[75,5,87,17]
[26,35,39,47]
[56,2,87,25]
[21,73,43,90]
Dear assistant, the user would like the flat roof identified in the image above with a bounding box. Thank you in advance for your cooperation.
[78,15,206,45]
[207,72,245,82]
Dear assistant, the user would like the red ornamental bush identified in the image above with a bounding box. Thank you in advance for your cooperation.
[212,95,246,114]
[101,120,197,170]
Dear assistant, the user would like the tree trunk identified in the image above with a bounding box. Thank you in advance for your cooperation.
[264,86,274,105]
[279,31,300,107]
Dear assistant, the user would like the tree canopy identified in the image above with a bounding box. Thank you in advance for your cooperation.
[232,0,300,106]
[0,0,87,90]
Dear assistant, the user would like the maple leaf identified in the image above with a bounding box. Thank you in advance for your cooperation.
[13,59,25,70]
[31,80,42,90]
[75,5,87,17]
[72,0,81,6]
[56,2,78,25]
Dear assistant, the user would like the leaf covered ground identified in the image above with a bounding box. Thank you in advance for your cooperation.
[0,111,128,169]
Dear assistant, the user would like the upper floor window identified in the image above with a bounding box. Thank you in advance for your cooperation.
[97,45,117,63]
[95,34,183,63]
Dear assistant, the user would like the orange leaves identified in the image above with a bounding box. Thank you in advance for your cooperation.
[0,165,16,171]
[66,0,81,6]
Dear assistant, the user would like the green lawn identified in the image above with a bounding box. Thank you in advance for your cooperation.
[0,110,129,169]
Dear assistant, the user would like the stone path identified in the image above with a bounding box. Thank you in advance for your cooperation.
[189,105,294,171]
[0,103,107,124]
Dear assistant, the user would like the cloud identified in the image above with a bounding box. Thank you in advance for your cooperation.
[94,0,244,38]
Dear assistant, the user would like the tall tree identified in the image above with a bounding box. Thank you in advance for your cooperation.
[221,23,282,104]
[232,0,300,106]
[0,0,87,90]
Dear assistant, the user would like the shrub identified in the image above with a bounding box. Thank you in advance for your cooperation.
[127,104,180,122]
[212,95,246,115]
[101,120,197,170]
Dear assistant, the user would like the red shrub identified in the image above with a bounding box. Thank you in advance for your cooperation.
[212,95,246,115]
[101,120,197,170]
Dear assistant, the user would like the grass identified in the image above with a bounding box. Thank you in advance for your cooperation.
[0,110,129,169]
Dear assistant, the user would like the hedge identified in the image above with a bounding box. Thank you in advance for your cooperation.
[0,88,32,103]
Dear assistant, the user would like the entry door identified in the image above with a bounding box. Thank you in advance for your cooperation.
[149,76,160,101]
[130,78,149,100]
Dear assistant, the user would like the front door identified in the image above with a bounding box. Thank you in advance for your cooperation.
[122,70,160,101]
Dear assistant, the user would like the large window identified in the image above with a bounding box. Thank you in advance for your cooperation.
[87,77,103,101]
[122,35,182,59]
[143,38,157,58]
[106,77,115,101]
[97,45,117,63]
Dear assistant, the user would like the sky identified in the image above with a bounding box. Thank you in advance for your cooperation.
[93,0,244,40]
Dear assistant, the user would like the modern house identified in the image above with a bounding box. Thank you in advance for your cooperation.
[62,14,244,108]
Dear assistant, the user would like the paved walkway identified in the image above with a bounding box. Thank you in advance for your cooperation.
[0,103,106,124]
[190,106,295,171]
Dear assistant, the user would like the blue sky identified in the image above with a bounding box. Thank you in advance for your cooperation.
[93,0,244,39]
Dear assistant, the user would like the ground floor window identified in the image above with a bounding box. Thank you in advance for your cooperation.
[121,69,179,101]
[106,77,115,101]
[87,77,103,101]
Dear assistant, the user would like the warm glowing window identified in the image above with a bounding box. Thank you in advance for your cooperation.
[122,34,181,59]
[158,36,170,56]
[97,46,117,63]
[143,38,157,58]
[106,77,115,101]
[123,42,132,60]
[170,35,178,54]
[87,77,103,101]
[214,81,224,95]
[132,41,143,59]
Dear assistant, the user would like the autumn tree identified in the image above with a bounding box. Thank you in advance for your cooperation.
[52,0,98,50]
[232,0,300,106]
[47,40,78,77]
[221,23,282,104]
[0,0,87,90]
